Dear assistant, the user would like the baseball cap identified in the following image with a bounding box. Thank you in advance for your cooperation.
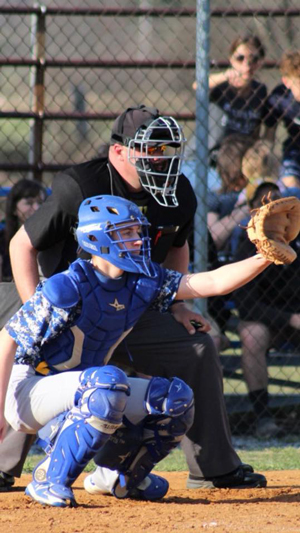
[246,177,280,205]
[110,105,160,146]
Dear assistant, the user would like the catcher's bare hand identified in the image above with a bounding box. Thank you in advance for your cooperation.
[247,196,300,265]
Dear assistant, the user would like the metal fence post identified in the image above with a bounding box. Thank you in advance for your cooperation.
[193,0,210,314]
[28,3,46,181]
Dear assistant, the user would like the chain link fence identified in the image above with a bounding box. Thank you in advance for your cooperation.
[1,0,300,436]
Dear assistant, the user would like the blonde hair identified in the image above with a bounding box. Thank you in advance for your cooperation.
[242,140,280,182]
[280,51,300,78]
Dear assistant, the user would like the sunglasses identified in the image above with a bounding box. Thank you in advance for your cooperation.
[233,54,261,65]
[147,144,167,155]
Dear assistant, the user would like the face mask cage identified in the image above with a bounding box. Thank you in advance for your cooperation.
[104,217,154,277]
[127,116,186,207]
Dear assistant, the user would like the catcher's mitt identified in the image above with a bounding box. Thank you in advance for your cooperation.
[247,196,300,264]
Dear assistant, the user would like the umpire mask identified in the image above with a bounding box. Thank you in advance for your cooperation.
[128,116,186,208]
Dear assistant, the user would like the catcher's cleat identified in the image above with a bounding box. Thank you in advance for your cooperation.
[186,465,267,489]
[0,471,15,492]
[84,472,169,501]
[25,480,77,508]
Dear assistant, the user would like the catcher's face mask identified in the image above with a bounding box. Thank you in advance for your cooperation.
[127,116,186,208]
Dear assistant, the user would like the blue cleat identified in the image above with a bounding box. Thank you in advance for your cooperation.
[84,471,169,501]
[25,480,77,508]
[127,473,169,501]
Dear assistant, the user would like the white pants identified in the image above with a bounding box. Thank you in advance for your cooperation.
[5,365,150,434]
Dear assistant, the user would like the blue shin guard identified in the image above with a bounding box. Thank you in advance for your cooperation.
[94,376,194,499]
[26,366,130,507]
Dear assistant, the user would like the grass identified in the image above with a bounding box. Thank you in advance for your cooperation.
[23,437,300,475]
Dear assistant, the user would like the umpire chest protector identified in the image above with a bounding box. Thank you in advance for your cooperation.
[41,259,163,373]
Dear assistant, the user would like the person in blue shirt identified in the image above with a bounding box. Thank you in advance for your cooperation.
[266,50,300,191]
[0,194,271,508]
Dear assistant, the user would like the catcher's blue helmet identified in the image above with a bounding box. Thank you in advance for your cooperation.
[76,195,154,276]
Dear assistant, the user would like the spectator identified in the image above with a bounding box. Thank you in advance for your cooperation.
[207,134,253,256]
[0,178,48,491]
[194,34,268,165]
[207,134,253,334]
[241,139,280,185]
[230,138,281,258]
[0,179,47,282]
[0,105,266,492]
[233,179,300,438]
[265,51,300,191]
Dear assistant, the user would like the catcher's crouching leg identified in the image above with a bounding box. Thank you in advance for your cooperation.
[85,376,194,500]
[25,366,130,508]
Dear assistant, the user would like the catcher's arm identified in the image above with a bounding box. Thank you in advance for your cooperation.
[177,253,271,300]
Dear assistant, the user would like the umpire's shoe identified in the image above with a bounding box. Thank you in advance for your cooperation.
[186,464,267,489]
[0,471,15,492]
[84,472,169,501]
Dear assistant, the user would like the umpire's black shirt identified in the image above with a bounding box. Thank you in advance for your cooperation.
[25,146,197,278]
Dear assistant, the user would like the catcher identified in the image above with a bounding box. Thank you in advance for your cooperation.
[234,182,300,438]
[0,194,295,508]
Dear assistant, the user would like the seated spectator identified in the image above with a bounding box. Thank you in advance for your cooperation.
[0,179,47,282]
[266,50,300,190]
[194,34,268,166]
[241,139,280,184]
[207,134,253,336]
[207,134,253,261]
[233,179,300,438]
[229,139,281,256]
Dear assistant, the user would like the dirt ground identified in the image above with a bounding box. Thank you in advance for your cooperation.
[1,471,300,533]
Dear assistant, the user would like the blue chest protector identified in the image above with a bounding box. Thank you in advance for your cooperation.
[40,259,164,373]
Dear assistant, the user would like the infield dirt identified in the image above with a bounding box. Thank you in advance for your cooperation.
[1,471,300,533]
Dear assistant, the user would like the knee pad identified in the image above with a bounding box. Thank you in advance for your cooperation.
[76,365,131,431]
[145,376,194,427]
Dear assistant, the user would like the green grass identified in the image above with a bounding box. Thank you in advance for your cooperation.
[24,441,300,474]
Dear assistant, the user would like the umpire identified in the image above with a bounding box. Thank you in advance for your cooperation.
[1,105,266,491]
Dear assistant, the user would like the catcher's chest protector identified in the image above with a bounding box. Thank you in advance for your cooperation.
[41,259,163,372]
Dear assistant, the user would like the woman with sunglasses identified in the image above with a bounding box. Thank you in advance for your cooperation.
[193,35,268,163]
